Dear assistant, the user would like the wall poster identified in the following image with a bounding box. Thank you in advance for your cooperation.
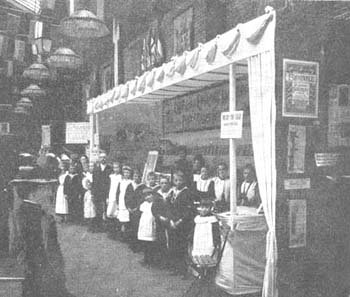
[287,125,306,174]
[282,59,319,118]
[289,199,307,248]
[174,6,193,55]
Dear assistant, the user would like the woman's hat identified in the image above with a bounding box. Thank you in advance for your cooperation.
[122,165,132,171]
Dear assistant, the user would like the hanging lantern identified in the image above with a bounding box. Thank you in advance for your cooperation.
[16,97,33,110]
[23,63,51,81]
[60,10,109,39]
[47,47,83,69]
[20,84,46,98]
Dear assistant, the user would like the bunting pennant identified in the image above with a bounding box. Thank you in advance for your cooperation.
[175,55,186,75]
[206,42,218,64]
[222,29,241,58]
[156,68,165,82]
[246,13,273,44]
[14,39,26,62]
[146,70,155,88]
[137,73,147,93]
[121,83,129,98]
[166,60,176,77]
[114,86,121,101]
[188,47,201,69]
[130,79,138,95]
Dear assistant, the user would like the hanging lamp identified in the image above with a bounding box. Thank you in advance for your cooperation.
[60,9,109,39]
[20,84,46,98]
[47,47,83,69]
[23,63,51,81]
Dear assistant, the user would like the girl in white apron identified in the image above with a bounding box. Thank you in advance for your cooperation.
[106,162,122,218]
[83,178,95,228]
[138,188,158,266]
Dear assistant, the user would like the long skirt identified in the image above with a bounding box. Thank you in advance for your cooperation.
[55,185,68,214]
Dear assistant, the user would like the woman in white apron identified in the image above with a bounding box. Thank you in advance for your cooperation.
[117,166,133,237]
[55,163,69,222]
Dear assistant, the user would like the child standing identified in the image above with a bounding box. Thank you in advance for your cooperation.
[106,162,122,218]
[83,178,96,229]
[147,172,160,192]
[55,163,69,223]
[138,188,158,266]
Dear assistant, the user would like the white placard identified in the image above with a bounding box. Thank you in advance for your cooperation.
[66,122,90,144]
[220,111,243,139]
[314,153,340,167]
[41,125,51,146]
[284,178,310,190]
[289,199,307,248]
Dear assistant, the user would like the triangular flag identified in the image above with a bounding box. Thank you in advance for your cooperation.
[166,60,175,77]
[121,83,129,98]
[206,42,217,64]
[222,29,241,58]
[175,55,186,75]
[146,70,155,88]
[246,13,273,44]
[137,73,147,93]
[130,79,137,95]
[156,68,165,82]
[188,48,201,69]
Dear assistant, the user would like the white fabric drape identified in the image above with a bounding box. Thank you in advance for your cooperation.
[248,50,277,297]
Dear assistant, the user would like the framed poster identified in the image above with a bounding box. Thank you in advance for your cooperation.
[289,199,307,248]
[174,6,193,55]
[66,122,90,144]
[142,151,159,184]
[100,62,114,94]
[282,59,319,118]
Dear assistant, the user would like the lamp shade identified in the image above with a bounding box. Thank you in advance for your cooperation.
[17,97,33,109]
[47,47,83,69]
[23,63,51,81]
[60,10,110,39]
[20,84,46,98]
[14,106,30,115]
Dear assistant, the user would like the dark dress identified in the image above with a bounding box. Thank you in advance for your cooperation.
[191,179,215,202]
[125,183,147,249]
[174,158,193,187]
[92,164,113,226]
[166,187,195,269]
[64,174,83,221]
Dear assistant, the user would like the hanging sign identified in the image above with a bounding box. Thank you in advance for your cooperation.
[220,111,243,139]
[66,122,90,144]
[284,178,310,190]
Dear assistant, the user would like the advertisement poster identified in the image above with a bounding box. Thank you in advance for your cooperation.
[289,199,307,248]
[282,59,319,118]
[66,122,90,144]
[287,125,306,174]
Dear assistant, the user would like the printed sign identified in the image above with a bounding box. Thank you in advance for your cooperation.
[66,122,90,144]
[41,125,51,147]
[284,178,311,190]
[314,153,340,167]
[287,125,306,174]
[220,111,243,139]
[289,199,307,248]
[282,59,319,118]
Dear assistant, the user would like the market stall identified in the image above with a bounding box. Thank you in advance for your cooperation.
[87,7,277,297]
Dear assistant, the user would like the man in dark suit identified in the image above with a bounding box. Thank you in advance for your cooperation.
[91,151,112,231]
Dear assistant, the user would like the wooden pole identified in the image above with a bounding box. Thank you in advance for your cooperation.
[95,113,100,152]
[229,63,237,228]
[89,113,94,160]
[113,18,120,87]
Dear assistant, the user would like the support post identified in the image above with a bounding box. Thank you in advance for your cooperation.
[113,18,120,87]
[89,113,94,160]
[229,64,237,228]
[95,113,100,151]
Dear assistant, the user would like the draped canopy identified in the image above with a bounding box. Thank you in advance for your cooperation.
[87,9,275,115]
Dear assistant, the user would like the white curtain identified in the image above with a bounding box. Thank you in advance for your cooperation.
[248,50,277,297]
